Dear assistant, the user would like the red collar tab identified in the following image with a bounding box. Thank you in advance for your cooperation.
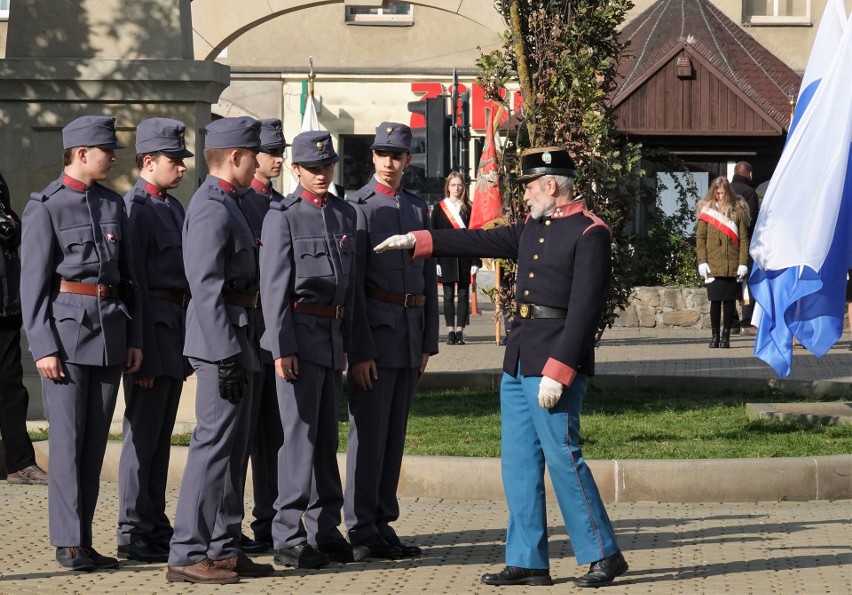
[374,181,400,197]
[550,199,587,220]
[300,188,328,207]
[144,182,166,199]
[217,179,238,196]
[251,179,271,195]
[62,175,87,191]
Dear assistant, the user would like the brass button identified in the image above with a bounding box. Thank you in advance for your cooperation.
[529,272,534,278]
[538,238,544,244]
[545,220,551,226]
[523,289,529,296]
[533,254,539,260]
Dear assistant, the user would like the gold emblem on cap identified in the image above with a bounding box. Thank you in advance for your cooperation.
[316,141,323,149]
[542,151,552,164]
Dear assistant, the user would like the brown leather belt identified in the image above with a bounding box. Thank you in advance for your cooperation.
[366,287,426,308]
[291,301,345,320]
[150,289,190,308]
[516,302,569,320]
[223,292,262,309]
[55,279,120,299]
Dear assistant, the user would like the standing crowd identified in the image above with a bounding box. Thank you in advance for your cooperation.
[2,114,630,588]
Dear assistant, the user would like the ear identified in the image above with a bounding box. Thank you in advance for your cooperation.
[76,147,90,162]
[292,164,302,178]
[229,148,242,167]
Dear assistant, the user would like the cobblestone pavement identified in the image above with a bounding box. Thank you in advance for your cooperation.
[0,482,849,594]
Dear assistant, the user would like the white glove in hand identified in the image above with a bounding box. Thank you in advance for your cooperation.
[537,376,563,409]
[470,265,479,276]
[374,233,415,253]
[737,265,748,281]
[436,265,442,277]
[698,263,711,279]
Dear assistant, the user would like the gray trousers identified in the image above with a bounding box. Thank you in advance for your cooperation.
[249,363,281,540]
[168,358,254,565]
[43,362,121,547]
[116,374,182,546]
[344,366,417,544]
[272,361,344,549]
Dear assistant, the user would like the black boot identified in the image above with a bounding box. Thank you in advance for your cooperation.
[446,331,456,345]
[454,330,465,345]
[709,329,720,348]
[720,328,731,348]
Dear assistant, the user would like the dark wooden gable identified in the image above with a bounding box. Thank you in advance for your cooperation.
[614,42,785,137]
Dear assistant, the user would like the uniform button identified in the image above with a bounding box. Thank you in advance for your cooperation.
[523,290,529,296]
[538,238,544,244]
[529,272,534,278]
[533,254,539,260]
[545,220,551,226]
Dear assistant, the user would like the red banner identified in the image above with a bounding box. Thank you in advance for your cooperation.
[469,107,503,229]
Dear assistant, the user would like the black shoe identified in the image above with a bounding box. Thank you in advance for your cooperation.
[117,537,169,563]
[274,544,329,569]
[56,547,95,572]
[481,566,553,586]
[381,532,422,557]
[446,331,457,345]
[240,532,271,554]
[574,551,628,588]
[351,534,402,561]
[83,547,120,570]
[454,330,466,345]
[317,539,355,563]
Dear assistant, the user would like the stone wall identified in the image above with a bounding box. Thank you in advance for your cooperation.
[614,286,716,329]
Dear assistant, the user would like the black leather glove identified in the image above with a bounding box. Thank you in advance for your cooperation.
[218,354,247,404]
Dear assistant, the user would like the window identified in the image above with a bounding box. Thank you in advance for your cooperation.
[345,2,413,26]
[0,0,9,21]
[745,0,811,25]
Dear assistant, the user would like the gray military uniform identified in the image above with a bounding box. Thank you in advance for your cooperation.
[260,184,356,549]
[21,172,142,547]
[344,176,439,545]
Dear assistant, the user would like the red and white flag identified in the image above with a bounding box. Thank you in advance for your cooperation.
[469,107,504,229]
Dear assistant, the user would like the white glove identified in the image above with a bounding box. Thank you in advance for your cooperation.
[470,265,479,276]
[698,263,711,279]
[436,265,442,277]
[537,376,563,409]
[737,265,748,281]
[374,233,415,253]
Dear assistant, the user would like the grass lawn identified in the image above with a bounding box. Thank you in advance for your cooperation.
[34,387,852,459]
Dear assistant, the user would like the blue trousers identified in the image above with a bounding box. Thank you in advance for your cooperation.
[501,371,619,568]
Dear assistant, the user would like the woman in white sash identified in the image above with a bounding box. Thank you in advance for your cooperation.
[695,176,750,348]
[431,172,481,345]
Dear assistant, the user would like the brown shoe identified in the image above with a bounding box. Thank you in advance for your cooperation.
[6,464,48,485]
[166,558,239,584]
[213,553,274,577]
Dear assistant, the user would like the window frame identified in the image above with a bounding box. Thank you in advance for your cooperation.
[0,0,9,21]
[746,0,812,26]
[345,2,414,27]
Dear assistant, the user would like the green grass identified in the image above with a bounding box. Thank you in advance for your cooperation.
[30,388,852,459]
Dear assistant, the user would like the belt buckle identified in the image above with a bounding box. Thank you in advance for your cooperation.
[403,294,416,308]
[335,305,344,319]
[97,284,110,298]
[519,303,531,319]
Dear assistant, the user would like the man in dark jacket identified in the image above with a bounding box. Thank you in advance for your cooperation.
[0,169,48,486]
[730,161,759,330]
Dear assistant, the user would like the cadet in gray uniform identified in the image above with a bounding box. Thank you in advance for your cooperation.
[116,118,193,563]
[236,118,288,554]
[344,123,439,561]
[20,115,142,572]
[166,117,273,585]
[260,131,357,569]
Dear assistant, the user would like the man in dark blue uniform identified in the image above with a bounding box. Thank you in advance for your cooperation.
[236,118,288,554]
[344,122,439,561]
[21,115,142,572]
[116,118,193,563]
[375,147,629,588]
[261,131,357,569]
[166,117,273,584]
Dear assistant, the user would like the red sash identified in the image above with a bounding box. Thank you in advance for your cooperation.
[698,208,739,246]
[439,200,465,229]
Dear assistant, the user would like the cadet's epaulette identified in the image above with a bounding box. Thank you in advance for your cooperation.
[130,187,148,205]
[29,180,63,202]
[207,184,227,204]
[351,188,376,204]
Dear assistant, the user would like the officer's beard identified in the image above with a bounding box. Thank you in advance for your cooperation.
[529,198,556,221]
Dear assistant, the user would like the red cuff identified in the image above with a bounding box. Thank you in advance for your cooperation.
[411,230,433,259]
[542,358,578,387]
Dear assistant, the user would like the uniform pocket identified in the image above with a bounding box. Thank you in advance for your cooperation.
[336,234,353,276]
[369,231,403,271]
[99,221,122,262]
[154,231,183,273]
[231,231,256,275]
[51,300,86,323]
[59,224,98,264]
[294,236,333,278]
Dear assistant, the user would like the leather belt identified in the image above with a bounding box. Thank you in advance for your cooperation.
[223,292,262,309]
[517,302,569,319]
[150,289,190,308]
[55,279,120,299]
[291,301,345,320]
[366,287,426,308]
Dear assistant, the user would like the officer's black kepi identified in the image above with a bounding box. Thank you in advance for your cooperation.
[135,117,194,158]
[290,131,339,167]
[258,118,288,153]
[370,122,412,153]
[204,116,262,151]
[62,115,125,150]
[517,146,577,182]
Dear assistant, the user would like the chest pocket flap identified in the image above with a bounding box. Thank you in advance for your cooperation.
[294,237,333,278]
[59,224,98,264]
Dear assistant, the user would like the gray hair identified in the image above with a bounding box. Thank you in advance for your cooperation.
[538,174,574,197]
